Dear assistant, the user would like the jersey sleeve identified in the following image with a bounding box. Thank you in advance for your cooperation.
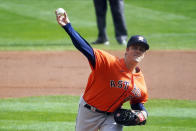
[130,72,148,104]
[130,91,148,104]
[62,23,96,68]
[91,49,116,71]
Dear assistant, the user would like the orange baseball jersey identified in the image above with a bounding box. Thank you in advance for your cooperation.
[83,49,148,112]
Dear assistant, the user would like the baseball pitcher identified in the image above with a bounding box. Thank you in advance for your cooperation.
[55,8,149,131]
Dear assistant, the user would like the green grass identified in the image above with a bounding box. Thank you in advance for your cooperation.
[0,0,196,50]
[0,96,196,131]
[0,96,79,131]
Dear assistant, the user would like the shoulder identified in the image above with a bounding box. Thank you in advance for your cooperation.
[93,49,117,61]
[94,49,113,56]
[92,49,119,70]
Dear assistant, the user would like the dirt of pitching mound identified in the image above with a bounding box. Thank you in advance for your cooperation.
[0,50,195,100]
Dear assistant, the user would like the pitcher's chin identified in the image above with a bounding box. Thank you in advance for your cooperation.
[134,56,143,63]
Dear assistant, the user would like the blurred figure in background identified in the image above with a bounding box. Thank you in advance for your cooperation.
[92,0,128,45]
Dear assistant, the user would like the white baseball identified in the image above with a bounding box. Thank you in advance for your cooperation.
[56,8,65,15]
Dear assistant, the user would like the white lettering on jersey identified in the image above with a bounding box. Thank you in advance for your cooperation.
[110,80,129,90]
[124,81,129,90]
[118,80,123,88]
[110,80,116,88]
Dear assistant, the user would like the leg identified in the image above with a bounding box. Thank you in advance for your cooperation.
[109,0,128,45]
[75,97,106,131]
[100,114,123,131]
[93,0,109,43]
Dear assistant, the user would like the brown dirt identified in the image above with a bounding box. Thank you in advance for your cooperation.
[0,50,195,100]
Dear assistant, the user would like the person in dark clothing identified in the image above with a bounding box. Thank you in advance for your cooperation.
[92,0,128,45]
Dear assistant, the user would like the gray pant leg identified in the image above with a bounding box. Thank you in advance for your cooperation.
[75,97,123,131]
[93,0,108,41]
[109,0,128,41]
[100,115,123,131]
[75,97,105,131]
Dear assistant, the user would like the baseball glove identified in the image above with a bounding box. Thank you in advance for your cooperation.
[114,108,146,126]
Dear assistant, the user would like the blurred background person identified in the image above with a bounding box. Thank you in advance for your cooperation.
[92,0,128,45]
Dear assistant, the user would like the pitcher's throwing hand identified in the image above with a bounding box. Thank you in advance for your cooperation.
[55,8,70,26]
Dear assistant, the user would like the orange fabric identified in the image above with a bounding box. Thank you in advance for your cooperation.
[83,49,148,112]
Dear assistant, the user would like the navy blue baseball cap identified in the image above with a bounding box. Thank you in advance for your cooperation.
[127,35,149,50]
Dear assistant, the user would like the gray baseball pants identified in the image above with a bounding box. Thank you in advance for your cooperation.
[75,96,123,131]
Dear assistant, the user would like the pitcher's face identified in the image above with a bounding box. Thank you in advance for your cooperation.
[125,45,146,63]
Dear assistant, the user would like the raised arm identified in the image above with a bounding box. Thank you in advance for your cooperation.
[55,8,95,68]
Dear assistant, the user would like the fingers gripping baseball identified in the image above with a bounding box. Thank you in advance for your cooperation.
[55,8,70,26]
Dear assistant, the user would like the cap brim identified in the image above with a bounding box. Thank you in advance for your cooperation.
[132,42,149,50]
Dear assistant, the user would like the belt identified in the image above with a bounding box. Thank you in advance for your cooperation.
[84,104,112,115]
